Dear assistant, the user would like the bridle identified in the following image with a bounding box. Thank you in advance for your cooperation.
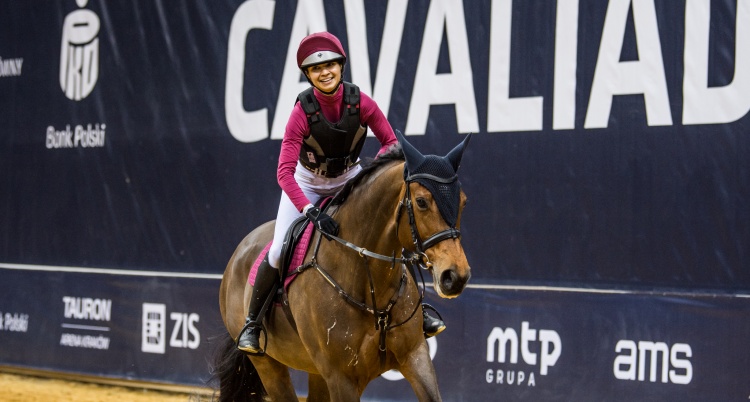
[397,170,462,267]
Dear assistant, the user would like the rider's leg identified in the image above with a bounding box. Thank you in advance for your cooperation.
[422,308,446,338]
[237,191,303,354]
[237,255,278,354]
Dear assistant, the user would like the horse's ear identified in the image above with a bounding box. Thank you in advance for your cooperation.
[396,130,425,172]
[445,134,472,172]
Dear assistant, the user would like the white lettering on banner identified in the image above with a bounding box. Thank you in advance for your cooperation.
[485,369,536,386]
[225,0,276,143]
[62,296,112,321]
[484,321,560,387]
[683,0,750,124]
[405,0,479,135]
[59,333,110,349]
[553,0,579,130]
[270,0,328,140]
[142,303,201,354]
[344,0,407,125]
[169,312,201,349]
[486,321,561,375]
[226,0,750,142]
[46,124,106,149]
[613,339,693,385]
[0,57,24,77]
[487,0,544,132]
[0,312,29,332]
[585,0,672,128]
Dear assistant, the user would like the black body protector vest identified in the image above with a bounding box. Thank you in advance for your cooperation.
[297,82,368,178]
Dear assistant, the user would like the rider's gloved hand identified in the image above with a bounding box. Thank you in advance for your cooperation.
[304,205,339,239]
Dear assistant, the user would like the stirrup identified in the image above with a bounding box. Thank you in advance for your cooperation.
[422,303,446,338]
[236,320,268,356]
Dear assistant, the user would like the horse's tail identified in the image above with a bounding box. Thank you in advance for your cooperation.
[209,332,266,402]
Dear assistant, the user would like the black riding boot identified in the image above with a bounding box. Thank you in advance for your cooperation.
[237,256,278,354]
[423,308,446,338]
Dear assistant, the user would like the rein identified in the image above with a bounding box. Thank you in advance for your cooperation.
[292,172,462,365]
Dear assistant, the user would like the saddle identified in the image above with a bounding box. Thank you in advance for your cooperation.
[248,198,333,300]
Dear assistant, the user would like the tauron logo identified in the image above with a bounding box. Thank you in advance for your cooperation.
[60,296,111,350]
[63,296,111,321]
[59,0,100,101]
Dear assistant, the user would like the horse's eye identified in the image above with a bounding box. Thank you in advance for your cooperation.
[416,198,428,209]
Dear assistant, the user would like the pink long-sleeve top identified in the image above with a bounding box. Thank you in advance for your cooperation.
[278,86,397,212]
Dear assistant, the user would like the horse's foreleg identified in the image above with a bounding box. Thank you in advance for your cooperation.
[250,355,298,401]
[316,372,360,402]
[306,373,331,402]
[398,342,442,402]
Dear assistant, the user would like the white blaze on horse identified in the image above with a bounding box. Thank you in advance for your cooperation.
[216,132,472,401]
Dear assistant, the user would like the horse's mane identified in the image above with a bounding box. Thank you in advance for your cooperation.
[330,144,404,207]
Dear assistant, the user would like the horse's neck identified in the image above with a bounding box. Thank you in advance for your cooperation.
[338,162,403,251]
[324,161,408,303]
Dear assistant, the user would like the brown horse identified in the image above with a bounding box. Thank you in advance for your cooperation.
[216,133,471,401]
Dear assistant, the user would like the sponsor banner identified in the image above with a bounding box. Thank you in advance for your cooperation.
[2,267,749,400]
[364,288,750,401]
[0,268,222,385]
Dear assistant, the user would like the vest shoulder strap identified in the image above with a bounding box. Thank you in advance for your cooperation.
[297,87,321,123]
[342,82,360,115]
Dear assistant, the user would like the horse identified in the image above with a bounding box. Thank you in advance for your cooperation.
[215,133,472,401]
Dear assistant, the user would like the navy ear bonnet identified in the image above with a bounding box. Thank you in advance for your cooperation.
[396,131,472,227]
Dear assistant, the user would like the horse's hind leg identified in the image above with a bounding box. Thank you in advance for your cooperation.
[306,373,331,402]
[250,355,298,400]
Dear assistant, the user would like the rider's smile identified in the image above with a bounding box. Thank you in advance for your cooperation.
[306,61,341,94]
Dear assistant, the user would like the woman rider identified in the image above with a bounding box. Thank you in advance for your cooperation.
[237,32,445,354]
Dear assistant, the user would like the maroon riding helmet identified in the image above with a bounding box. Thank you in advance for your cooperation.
[296,31,347,70]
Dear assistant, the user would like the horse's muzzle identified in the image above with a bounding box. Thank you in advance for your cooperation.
[437,267,470,297]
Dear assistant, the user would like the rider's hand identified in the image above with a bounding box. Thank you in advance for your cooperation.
[304,205,339,239]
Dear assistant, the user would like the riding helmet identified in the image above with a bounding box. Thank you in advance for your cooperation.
[297,32,347,70]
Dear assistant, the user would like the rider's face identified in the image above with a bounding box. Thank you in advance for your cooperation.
[305,61,341,93]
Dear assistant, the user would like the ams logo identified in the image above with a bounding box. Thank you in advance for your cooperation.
[613,340,692,385]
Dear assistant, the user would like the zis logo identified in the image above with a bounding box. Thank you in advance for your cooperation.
[141,303,200,354]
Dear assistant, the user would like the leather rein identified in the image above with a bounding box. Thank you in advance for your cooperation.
[293,170,461,361]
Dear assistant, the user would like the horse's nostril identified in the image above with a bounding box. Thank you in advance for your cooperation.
[440,269,458,291]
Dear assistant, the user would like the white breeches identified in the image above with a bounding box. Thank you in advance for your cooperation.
[267,161,361,268]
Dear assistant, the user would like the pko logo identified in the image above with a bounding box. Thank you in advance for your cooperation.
[60,0,100,100]
[485,321,561,386]
[613,339,692,384]
[141,303,200,354]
